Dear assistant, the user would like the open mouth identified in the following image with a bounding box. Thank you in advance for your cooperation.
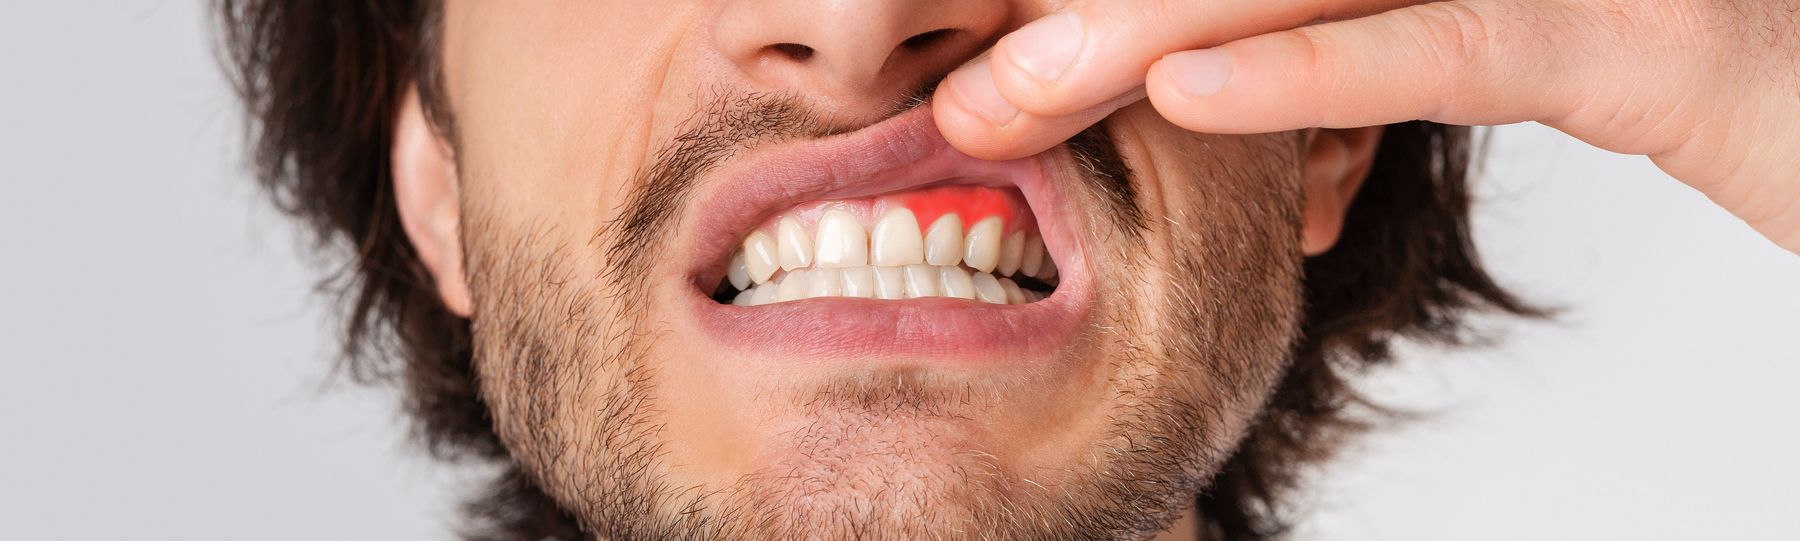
[683,105,1090,359]
[709,184,1060,306]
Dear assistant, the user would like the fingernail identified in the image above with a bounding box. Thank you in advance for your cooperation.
[1164,49,1233,98]
[947,60,1019,127]
[1005,11,1085,85]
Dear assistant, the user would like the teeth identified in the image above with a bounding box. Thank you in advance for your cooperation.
[776,269,810,302]
[997,232,1024,277]
[728,252,751,291]
[808,268,842,298]
[924,214,964,267]
[998,277,1025,304]
[971,272,1006,304]
[871,209,925,267]
[778,217,814,271]
[730,207,1059,306]
[813,209,868,268]
[939,266,975,299]
[903,264,941,298]
[751,282,778,305]
[962,217,1002,273]
[873,266,906,299]
[1019,236,1046,277]
[745,265,1047,305]
[744,231,779,284]
[840,267,874,298]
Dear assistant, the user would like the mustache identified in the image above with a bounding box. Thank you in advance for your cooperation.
[602,91,827,278]
[601,88,1142,283]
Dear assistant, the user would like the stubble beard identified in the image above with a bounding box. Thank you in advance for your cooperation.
[457,99,1306,540]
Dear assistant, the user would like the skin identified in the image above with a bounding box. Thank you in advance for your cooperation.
[934,0,1800,254]
[380,0,1800,538]
[389,1,1381,539]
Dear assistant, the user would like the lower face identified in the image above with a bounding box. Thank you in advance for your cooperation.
[444,3,1308,539]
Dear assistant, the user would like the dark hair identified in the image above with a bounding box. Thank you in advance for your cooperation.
[216,2,1537,539]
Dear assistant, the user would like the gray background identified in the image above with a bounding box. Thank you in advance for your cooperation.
[3,2,1795,539]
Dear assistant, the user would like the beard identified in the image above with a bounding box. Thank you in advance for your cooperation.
[458,96,1307,540]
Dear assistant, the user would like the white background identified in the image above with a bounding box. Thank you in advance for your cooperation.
[3,3,1795,540]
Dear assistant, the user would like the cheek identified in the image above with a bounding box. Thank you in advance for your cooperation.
[446,2,723,229]
[1103,104,1306,288]
[1105,104,1308,399]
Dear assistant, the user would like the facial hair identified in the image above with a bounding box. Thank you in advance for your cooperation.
[460,95,1306,540]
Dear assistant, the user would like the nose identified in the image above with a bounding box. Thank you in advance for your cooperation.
[715,0,1010,107]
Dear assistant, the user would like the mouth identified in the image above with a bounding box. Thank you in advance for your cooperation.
[683,105,1091,360]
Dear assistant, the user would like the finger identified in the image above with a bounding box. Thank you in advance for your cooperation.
[991,0,1425,117]
[1144,0,1582,134]
[935,0,1423,159]
[935,57,1143,160]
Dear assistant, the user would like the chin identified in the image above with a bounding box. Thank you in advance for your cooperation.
[466,102,1305,540]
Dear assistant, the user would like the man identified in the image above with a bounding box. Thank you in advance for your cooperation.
[217,0,1798,539]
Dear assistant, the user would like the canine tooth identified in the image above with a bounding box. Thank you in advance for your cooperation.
[940,266,975,299]
[962,217,1003,273]
[777,216,813,271]
[871,209,925,266]
[874,266,906,299]
[924,214,964,266]
[971,272,1006,304]
[808,268,842,298]
[776,269,810,302]
[841,267,874,298]
[728,252,751,290]
[751,283,778,306]
[1019,236,1046,277]
[744,231,779,283]
[731,289,754,306]
[998,277,1025,304]
[813,209,867,268]
[903,264,941,298]
[997,232,1024,276]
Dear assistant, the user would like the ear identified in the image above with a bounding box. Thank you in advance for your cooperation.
[1299,126,1383,256]
[393,87,473,317]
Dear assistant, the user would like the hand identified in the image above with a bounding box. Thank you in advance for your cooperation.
[933,0,1800,254]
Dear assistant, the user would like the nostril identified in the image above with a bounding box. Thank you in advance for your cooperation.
[767,43,816,62]
[898,29,957,52]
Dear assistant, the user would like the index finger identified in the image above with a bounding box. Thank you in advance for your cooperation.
[935,0,1423,160]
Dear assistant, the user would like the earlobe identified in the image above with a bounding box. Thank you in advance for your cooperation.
[392,87,474,317]
[1299,126,1383,256]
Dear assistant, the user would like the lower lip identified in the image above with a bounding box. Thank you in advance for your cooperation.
[681,105,1093,363]
[687,274,1090,362]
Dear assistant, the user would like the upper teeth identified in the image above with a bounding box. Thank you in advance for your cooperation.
[776,216,813,271]
[871,209,924,267]
[923,212,963,266]
[727,208,1056,307]
[742,230,779,284]
[814,210,868,268]
[962,217,1003,273]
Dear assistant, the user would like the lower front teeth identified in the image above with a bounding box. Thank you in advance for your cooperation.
[730,264,1044,306]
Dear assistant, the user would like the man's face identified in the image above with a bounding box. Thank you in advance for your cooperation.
[414,1,1348,538]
